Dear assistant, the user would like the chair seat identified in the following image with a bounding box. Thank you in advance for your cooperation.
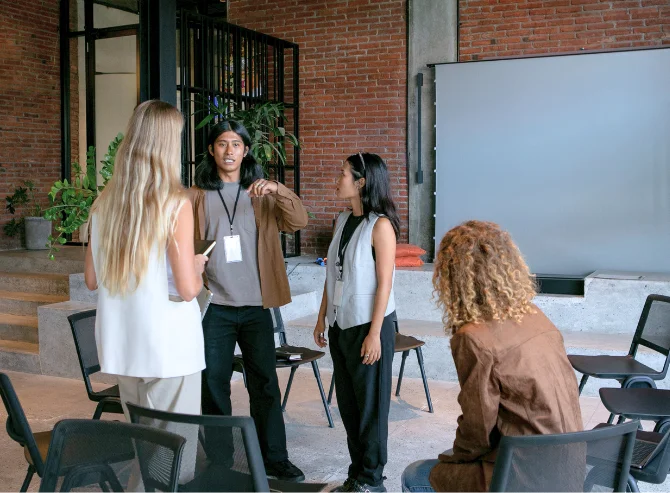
[395,333,425,352]
[234,346,325,369]
[568,354,660,379]
[24,430,50,465]
[600,388,670,421]
[90,384,120,401]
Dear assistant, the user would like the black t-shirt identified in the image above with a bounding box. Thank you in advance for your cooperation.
[338,214,365,265]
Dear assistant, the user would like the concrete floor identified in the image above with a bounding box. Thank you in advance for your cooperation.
[1,369,669,492]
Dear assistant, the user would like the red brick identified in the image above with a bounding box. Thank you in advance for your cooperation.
[0,0,73,249]
[459,0,669,62]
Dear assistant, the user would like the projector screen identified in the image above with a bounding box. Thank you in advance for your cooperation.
[434,48,670,276]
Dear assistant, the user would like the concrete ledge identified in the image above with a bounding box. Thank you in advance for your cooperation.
[287,259,670,334]
[37,301,96,379]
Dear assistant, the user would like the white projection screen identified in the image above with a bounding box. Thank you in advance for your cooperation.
[434,48,670,276]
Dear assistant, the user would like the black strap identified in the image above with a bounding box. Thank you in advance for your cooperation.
[216,185,242,235]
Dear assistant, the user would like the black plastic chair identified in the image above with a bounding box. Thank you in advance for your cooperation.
[489,420,639,492]
[127,403,327,492]
[39,418,186,492]
[67,309,124,419]
[233,307,334,428]
[569,294,670,422]
[327,317,434,413]
[600,387,670,432]
[0,372,50,491]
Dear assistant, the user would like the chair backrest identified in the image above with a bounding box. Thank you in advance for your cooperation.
[630,294,670,376]
[271,307,288,345]
[126,402,270,492]
[67,309,99,397]
[489,420,638,492]
[39,418,186,492]
[0,372,45,475]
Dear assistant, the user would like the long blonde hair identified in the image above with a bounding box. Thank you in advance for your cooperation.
[91,100,185,296]
[433,220,536,334]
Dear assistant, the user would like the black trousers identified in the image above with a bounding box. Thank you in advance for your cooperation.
[201,304,288,464]
[329,312,396,486]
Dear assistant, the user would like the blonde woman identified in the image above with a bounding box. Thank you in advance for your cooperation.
[84,100,207,418]
[401,221,582,492]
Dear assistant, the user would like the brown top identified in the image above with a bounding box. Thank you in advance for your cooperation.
[430,306,583,491]
[188,182,308,309]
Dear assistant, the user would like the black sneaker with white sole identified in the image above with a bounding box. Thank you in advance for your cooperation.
[350,479,387,492]
[330,477,357,492]
[264,459,305,482]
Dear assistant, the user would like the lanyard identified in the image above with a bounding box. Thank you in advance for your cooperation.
[216,185,242,235]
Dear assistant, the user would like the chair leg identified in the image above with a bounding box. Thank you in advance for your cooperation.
[617,415,626,424]
[578,374,589,395]
[607,413,616,424]
[416,347,434,413]
[327,374,335,405]
[311,361,335,428]
[93,401,105,420]
[241,366,248,389]
[396,351,409,396]
[20,465,35,492]
[282,366,298,411]
[627,474,640,492]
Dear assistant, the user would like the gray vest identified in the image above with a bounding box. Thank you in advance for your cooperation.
[326,211,396,329]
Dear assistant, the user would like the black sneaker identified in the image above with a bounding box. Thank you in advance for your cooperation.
[264,459,305,482]
[350,479,387,492]
[331,477,357,492]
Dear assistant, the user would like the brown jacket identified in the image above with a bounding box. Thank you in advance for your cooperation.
[430,307,583,492]
[188,182,308,309]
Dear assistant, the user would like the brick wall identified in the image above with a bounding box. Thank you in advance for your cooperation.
[459,0,670,61]
[0,1,63,249]
[228,0,408,254]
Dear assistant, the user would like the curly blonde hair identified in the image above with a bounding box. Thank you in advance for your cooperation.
[433,220,536,334]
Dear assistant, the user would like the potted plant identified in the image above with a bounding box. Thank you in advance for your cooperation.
[4,180,51,250]
[43,133,122,259]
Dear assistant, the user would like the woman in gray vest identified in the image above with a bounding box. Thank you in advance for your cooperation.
[314,152,399,493]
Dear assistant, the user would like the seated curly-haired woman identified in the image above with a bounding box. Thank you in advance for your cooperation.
[401,220,583,492]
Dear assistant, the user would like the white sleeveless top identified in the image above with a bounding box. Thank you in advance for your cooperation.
[90,214,205,378]
[326,211,396,330]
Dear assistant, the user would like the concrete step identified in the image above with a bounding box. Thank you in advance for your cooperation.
[284,314,668,398]
[0,313,38,343]
[0,339,41,374]
[0,272,69,296]
[0,246,84,275]
[0,290,69,316]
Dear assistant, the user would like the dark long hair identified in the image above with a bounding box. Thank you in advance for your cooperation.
[194,120,264,190]
[347,152,400,239]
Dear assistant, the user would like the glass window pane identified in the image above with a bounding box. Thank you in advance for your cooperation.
[94,2,138,29]
[94,35,137,183]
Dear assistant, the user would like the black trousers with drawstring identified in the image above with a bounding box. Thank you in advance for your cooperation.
[329,311,396,486]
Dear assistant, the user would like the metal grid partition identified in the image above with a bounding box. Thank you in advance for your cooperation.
[177,11,300,256]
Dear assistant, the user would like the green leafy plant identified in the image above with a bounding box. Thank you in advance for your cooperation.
[195,99,301,174]
[43,133,123,259]
[4,180,43,237]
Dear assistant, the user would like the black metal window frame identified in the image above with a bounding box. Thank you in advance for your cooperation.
[60,0,140,183]
[59,3,301,255]
[177,11,301,255]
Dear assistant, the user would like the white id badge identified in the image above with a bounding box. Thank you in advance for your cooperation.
[223,235,243,263]
[333,280,344,306]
